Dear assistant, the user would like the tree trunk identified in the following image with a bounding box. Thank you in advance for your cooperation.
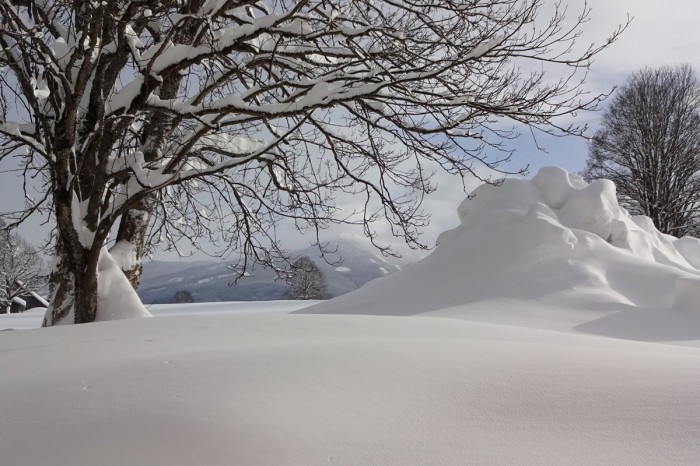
[43,242,99,326]
[114,196,153,289]
[42,185,101,326]
[112,36,189,289]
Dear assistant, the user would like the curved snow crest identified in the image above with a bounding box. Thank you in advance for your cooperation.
[448,166,700,307]
[305,167,700,343]
[443,166,698,272]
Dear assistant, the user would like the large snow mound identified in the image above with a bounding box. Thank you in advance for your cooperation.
[305,166,700,343]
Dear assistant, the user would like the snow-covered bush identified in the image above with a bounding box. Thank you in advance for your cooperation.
[0,227,45,313]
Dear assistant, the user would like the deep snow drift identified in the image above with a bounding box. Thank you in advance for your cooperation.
[305,166,700,344]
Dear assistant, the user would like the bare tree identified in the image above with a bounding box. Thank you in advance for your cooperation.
[0,225,46,313]
[284,256,328,300]
[0,0,626,324]
[584,65,700,237]
[172,289,194,304]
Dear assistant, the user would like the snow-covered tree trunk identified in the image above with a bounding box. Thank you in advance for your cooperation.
[44,247,96,326]
[43,187,101,325]
[44,159,152,325]
[114,204,152,288]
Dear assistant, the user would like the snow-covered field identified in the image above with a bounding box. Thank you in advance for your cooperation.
[0,300,319,331]
[3,167,700,465]
[3,313,700,465]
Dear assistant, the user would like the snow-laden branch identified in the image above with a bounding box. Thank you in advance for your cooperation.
[0,0,627,324]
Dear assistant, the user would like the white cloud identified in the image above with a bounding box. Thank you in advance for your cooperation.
[584,0,700,73]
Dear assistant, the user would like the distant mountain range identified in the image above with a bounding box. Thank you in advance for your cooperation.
[137,239,406,304]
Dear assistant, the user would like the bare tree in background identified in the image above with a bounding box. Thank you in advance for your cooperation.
[584,65,700,237]
[0,222,45,313]
[0,0,626,324]
[284,256,328,300]
[172,289,194,304]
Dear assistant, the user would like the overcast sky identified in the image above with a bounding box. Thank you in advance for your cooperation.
[3,0,700,260]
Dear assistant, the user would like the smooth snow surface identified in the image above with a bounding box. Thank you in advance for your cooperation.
[306,167,700,345]
[0,300,317,330]
[2,314,700,465]
[0,307,47,329]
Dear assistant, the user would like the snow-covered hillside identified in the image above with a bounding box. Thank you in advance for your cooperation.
[4,167,700,465]
[305,167,700,344]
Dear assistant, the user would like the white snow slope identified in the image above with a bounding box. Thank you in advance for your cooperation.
[3,167,700,465]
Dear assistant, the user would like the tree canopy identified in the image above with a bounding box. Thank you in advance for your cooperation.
[284,255,327,300]
[172,289,194,304]
[584,65,700,237]
[0,221,45,312]
[0,0,625,324]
